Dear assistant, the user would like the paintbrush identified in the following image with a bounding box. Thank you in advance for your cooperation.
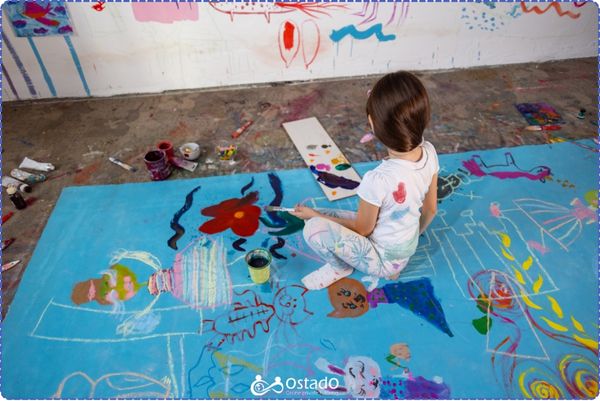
[264,206,296,213]
[109,157,137,172]
[525,125,562,131]
[2,260,20,272]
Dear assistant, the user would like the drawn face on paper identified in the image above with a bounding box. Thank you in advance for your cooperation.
[344,356,381,398]
[327,278,369,318]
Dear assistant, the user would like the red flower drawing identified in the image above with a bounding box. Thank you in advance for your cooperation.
[393,182,407,204]
[199,191,261,237]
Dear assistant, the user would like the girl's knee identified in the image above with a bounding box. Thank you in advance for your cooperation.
[302,216,329,242]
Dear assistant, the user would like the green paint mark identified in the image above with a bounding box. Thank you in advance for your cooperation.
[472,315,493,335]
[335,163,351,171]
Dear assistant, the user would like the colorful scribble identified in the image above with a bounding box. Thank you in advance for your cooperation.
[199,191,261,237]
[330,23,396,43]
[462,153,551,182]
[208,2,346,23]
[5,1,73,37]
[520,2,581,19]
[53,371,171,399]
[203,285,312,348]
[315,355,450,398]
[515,102,564,126]
[327,278,453,337]
[131,2,199,23]
[354,1,409,26]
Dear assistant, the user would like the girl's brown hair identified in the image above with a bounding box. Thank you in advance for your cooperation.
[366,71,430,152]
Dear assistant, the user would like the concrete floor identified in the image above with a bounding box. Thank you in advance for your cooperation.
[1,57,597,318]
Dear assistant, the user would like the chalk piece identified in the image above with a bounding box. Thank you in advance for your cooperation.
[283,117,361,201]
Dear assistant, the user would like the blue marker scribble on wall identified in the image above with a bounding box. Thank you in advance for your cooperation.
[330,23,396,43]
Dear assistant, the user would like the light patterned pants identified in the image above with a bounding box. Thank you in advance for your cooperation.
[302,209,413,278]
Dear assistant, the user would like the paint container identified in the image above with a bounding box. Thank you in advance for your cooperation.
[6,186,27,210]
[179,142,201,161]
[143,150,172,181]
[245,248,272,284]
[216,142,237,162]
[157,140,175,160]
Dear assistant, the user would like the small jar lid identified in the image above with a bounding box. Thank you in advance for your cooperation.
[6,186,17,195]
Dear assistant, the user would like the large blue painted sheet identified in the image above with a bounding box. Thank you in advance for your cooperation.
[2,140,598,399]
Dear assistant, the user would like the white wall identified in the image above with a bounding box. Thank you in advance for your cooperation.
[1,2,597,101]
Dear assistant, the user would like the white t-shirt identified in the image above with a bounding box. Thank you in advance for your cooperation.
[356,141,439,255]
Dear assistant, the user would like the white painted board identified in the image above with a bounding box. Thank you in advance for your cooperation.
[283,117,362,201]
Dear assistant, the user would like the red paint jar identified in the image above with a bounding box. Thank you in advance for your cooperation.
[157,140,174,160]
[144,150,172,181]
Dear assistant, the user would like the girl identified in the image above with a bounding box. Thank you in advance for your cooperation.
[291,71,439,290]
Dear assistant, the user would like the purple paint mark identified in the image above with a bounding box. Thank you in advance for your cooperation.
[232,238,247,252]
[240,177,255,195]
[269,237,287,260]
[168,185,201,250]
[462,153,551,182]
[282,91,321,122]
[527,240,550,255]
[310,165,360,190]
[265,173,286,227]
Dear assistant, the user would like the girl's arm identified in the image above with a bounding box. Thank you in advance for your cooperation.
[419,173,438,234]
[291,199,380,237]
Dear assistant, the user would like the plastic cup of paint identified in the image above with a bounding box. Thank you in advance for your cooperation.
[245,248,272,284]
[157,140,175,160]
[179,142,201,161]
[216,141,237,162]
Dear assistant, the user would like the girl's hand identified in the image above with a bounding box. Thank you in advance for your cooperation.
[290,205,321,220]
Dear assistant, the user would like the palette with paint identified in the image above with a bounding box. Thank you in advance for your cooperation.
[283,117,362,201]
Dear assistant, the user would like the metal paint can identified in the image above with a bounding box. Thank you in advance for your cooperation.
[144,149,172,181]
[245,248,272,284]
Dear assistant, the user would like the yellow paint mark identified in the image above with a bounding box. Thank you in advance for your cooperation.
[332,191,337,196]
[309,159,314,163]
[546,295,563,319]
[522,256,533,271]
[497,232,511,247]
[214,352,262,373]
[513,267,525,285]
[573,334,598,351]
[571,315,585,333]
[541,316,568,332]
[501,247,515,261]
[209,391,232,399]
[532,274,543,294]
[520,291,542,310]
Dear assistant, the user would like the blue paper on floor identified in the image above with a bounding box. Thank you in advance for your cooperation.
[3,140,597,399]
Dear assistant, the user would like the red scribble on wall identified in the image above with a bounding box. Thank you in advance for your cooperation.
[92,1,105,12]
[573,2,588,7]
[209,2,346,23]
[278,20,300,67]
[301,20,320,69]
[520,2,581,19]
[283,21,295,50]
[278,19,321,69]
